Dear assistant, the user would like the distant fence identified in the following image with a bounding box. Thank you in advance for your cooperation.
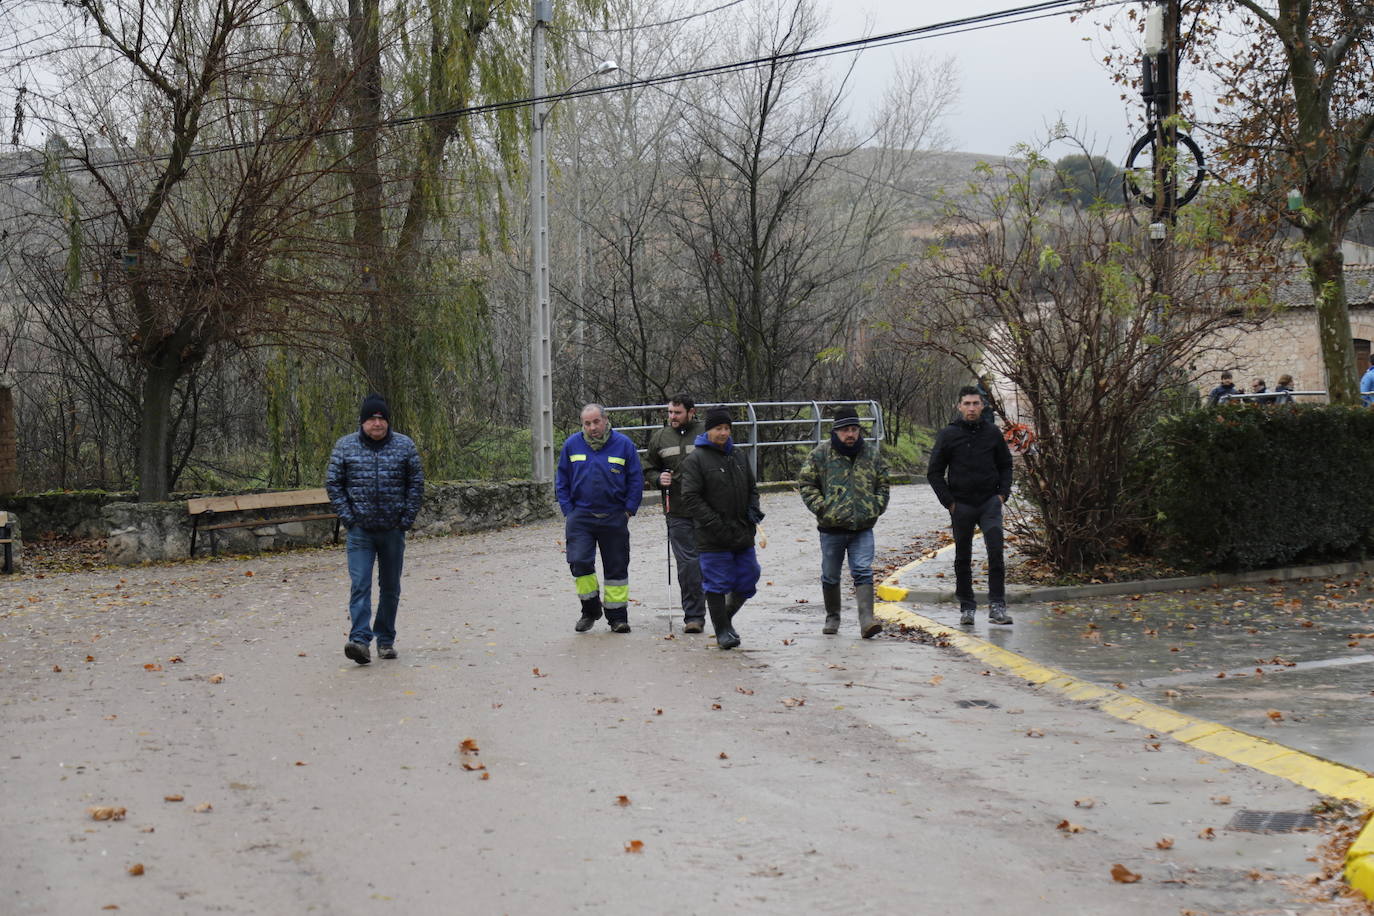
[606,400,885,480]
[1217,390,1327,404]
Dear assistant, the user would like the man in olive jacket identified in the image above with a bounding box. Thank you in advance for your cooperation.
[927,386,1014,626]
[798,405,890,638]
[643,394,706,632]
[678,407,763,650]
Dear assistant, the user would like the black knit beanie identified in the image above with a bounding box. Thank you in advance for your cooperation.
[360,393,390,424]
[703,406,733,431]
[831,405,862,430]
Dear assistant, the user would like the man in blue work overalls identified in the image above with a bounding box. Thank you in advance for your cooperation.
[555,403,644,633]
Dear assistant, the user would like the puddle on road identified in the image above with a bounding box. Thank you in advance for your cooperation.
[933,576,1374,771]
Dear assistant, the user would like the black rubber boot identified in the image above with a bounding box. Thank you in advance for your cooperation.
[856,583,881,639]
[821,582,842,635]
[707,593,739,650]
[575,595,603,633]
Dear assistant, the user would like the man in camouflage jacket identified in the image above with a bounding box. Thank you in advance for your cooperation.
[797,405,890,638]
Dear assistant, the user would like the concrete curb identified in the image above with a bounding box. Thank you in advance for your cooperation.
[875,542,1374,898]
[878,551,1374,605]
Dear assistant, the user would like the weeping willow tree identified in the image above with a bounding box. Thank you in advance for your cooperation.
[282,0,606,472]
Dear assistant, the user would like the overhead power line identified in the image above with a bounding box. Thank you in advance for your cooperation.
[563,0,747,33]
[1,0,1125,183]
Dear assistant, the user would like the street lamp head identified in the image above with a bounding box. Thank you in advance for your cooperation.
[594,60,618,76]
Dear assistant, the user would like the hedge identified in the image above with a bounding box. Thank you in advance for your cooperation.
[1146,405,1374,570]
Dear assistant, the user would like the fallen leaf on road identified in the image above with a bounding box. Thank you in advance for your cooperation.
[1057,820,1083,833]
[163,794,183,802]
[480,771,490,780]
[207,674,224,684]
[168,656,183,664]
[295,761,307,767]
[1266,709,1283,720]
[655,709,663,715]
[711,703,722,710]
[532,668,547,677]
[1215,671,1226,678]
[616,795,631,807]
[781,639,794,645]
[1156,837,1174,850]
[1074,798,1095,808]
[1164,689,1181,698]
[102,906,118,910]
[624,840,644,854]
[297,652,307,657]
[736,686,754,695]
[1144,742,1161,752]
[52,665,61,673]
[86,655,95,662]
[244,571,254,577]
[1110,864,1141,883]
[719,752,729,759]
[1212,795,1231,805]
[128,864,144,876]
[1026,728,1045,738]
[460,739,479,752]
[193,803,213,813]
[928,675,943,686]
[780,697,806,708]
[87,806,126,821]
[1198,827,1215,840]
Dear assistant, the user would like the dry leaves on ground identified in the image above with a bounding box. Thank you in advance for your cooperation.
[1057,820,1083,834]
[615,795,630,807]
[127,864,144,876]
[780,697,806,708]
[1110,864,1142,884]
[459,738,486,773]
[87,806,126,821]
[1156,837,1175,850]
[624,840,644,854]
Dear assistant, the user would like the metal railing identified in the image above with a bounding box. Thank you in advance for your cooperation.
[604,400,885,480]
[1217,390,1326,404]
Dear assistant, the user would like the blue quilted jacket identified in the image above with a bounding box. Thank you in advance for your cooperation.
[325,430,425,531]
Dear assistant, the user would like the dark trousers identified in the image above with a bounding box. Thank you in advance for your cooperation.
[951,495,1005,610]
[666,516,705,622]
[565,510,631,620]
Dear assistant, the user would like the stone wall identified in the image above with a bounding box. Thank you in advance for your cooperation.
[103,481,556,565]
[4,491,131,538]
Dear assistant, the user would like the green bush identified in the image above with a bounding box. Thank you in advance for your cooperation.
[1145,405,1374,570]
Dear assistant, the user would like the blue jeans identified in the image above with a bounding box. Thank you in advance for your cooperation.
[818,528,875,586]
[346,527,406,646]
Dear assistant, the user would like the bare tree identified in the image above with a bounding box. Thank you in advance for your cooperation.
[2,0,348,499]
[897,141,1283,572]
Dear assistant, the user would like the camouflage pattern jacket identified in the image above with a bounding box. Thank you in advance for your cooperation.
[797,439,890,532]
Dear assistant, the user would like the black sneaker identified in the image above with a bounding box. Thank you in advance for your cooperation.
[683,619,704,633]
[989,603,1013,625]
[377,645,398,659]
[574,616,598,633]
[609,621,631,634]
[959,609,975,626]
[344,641,371,665]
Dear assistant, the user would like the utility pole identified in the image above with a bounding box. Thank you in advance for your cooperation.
[529,0,554,483]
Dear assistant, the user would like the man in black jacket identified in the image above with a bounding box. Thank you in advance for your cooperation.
[678,407,763,650]
[643,394,706,632]
[927,386,1013,626]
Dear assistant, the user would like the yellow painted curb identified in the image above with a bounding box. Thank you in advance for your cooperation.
[876,539,966,602]
[875,601,1374,897]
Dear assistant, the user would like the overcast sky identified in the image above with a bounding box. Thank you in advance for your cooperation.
[815,0,1144,159]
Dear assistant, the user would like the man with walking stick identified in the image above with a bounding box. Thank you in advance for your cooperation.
[643,394,706,632]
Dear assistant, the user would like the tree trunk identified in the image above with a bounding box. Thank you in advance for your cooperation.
[1305,226,1357,404]
[137,363,180,501]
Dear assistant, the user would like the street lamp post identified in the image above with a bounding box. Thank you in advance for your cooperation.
[528,0,615,482]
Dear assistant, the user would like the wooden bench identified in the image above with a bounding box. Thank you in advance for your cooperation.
[187,488,340,557]
[0,510,12,574]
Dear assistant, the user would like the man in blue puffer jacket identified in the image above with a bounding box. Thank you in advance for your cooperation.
[326,393,425,665]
